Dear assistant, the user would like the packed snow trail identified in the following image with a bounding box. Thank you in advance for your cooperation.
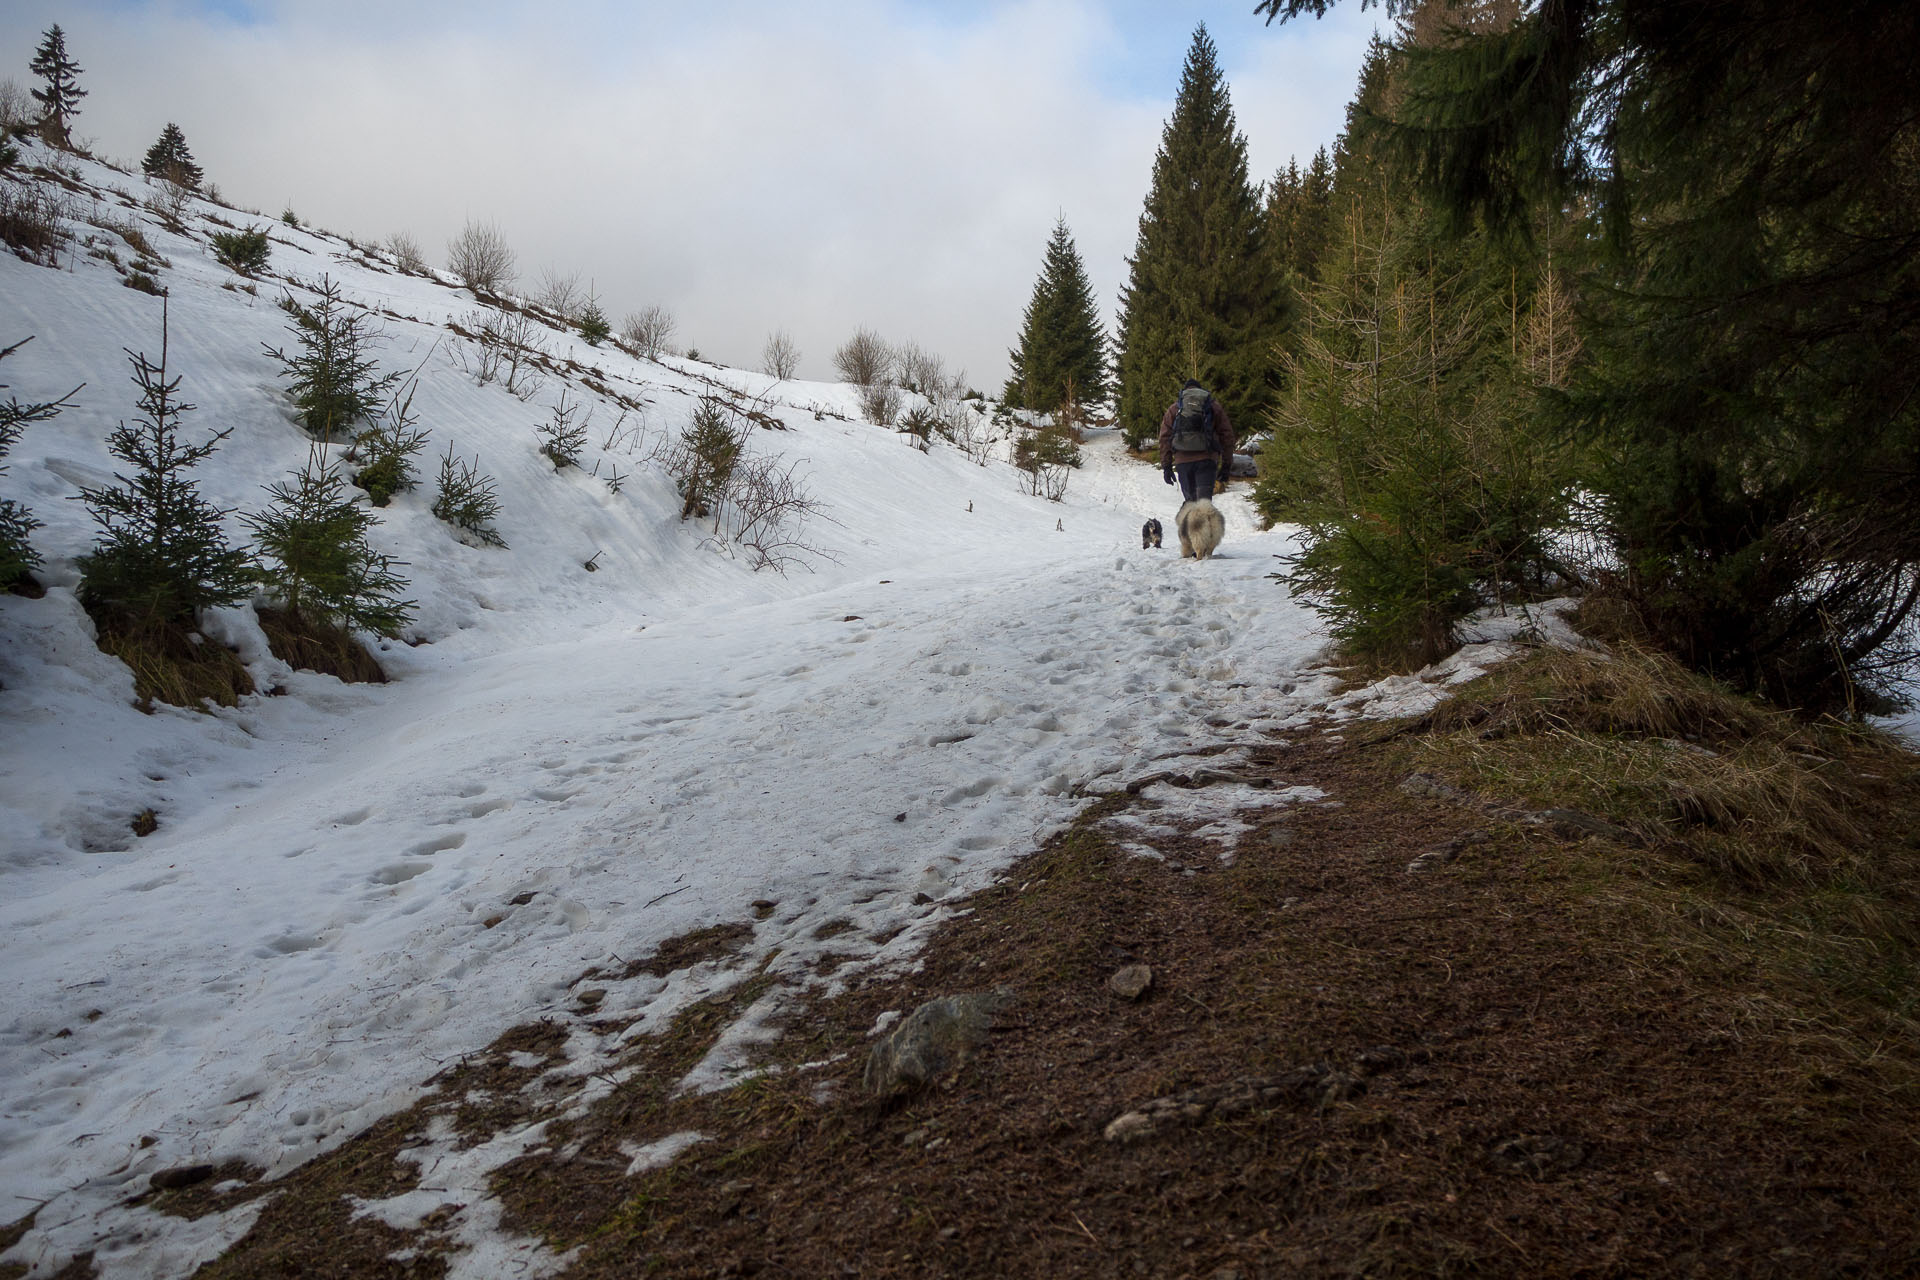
[0,143,1375,1276]
[3,463,1343,1276]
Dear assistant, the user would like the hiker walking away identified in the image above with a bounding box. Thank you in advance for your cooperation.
[1159,379,1235,502]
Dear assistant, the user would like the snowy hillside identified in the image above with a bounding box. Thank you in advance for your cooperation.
[0,147,1556,1278]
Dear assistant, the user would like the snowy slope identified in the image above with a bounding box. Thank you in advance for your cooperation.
[0,147,1551,1278]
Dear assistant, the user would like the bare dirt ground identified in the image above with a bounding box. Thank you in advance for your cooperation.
[37,680,1920,1280]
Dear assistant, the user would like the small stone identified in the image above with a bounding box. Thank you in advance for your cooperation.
[903,1128,927,1146]
[894,812,907,823]
[509,891,537,906]
[575,988,607,1008]
[1103,1111,1154,1143]
[938,1227,959,1242]
[1107,964,1153,1001]
[482,914,505,929]
[752,899,776,919]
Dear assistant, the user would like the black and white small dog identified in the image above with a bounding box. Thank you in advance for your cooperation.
[1142,518,1163,549]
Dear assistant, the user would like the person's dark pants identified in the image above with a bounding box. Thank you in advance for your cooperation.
[1175,458,1218,503]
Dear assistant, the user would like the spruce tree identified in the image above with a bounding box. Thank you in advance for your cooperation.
[245,447,413,638]
[76,317,253,633]
[142,123,204,190]
[1114,25,1285,449]
[1253,25,1574,667]
[1266,0,1920,710]
[27,26,85,148]
[265,276,400,441]
[1003,218,1107,412]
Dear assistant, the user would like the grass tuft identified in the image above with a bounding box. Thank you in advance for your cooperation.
[256,606,386,684]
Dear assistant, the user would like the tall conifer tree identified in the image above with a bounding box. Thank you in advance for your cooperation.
[1004,218,1107,412]
[27,26,85,148]
[1114,25,1283,449]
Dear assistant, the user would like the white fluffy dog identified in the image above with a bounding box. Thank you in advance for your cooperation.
[1176,498,1224,560]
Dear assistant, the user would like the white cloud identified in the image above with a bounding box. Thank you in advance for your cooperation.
[2,0,1380,386]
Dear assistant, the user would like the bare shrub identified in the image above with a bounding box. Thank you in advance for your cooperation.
[0,181,67,265]
[142,178,195,232]
[761,329,800,379]
[0,79,32,132]
[944,400,996,466]
[833,328,893,387]
[726,453,835,575]
[447,219,516,296]
[533,267,584,322]
[455,308,545,400]
[622,305,676,360]
[385,231,425,274]
[895,340,959,400]
[859,382,902,427]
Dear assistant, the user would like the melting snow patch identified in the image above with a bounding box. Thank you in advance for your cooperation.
[676,986,790,1095]
[349,1114,576,1280]
[619,1130,708,1177]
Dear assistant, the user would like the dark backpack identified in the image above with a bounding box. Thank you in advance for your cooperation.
[1168,386,1215,453]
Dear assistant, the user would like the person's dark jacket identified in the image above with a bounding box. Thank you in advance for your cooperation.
[1157,395,1236,470]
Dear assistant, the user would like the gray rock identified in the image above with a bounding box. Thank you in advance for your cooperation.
[1229,452,1259,477]
[863,990,1010,1096]
[1108,964,1153,1000]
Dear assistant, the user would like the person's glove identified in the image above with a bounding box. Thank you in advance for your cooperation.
[1162,465,1175,485]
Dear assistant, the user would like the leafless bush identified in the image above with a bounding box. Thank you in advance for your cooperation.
[142,179,194,232]
[454,307,545,400]
[533,267,584,322]
[621,305,676,360]
[761,329,800,379]
[0,181,68,265]
[894,340,961,400]
[0,79,31,133]
[447,219,516,296]
[834,328,894,387]
[386,231,426,274]
[726,453,835,575]
[944,400,996,466]
[859,382,902,427]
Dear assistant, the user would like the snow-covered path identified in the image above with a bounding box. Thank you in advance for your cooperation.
[0,143,1372,1275]
[3,450,1342,1277]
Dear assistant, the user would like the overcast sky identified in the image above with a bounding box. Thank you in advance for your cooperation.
[3,1,1383,388]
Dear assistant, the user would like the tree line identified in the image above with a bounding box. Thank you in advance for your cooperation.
[1001,3,1918,714]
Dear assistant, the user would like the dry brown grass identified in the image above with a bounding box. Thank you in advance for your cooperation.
[95,621,254,712]
[256,606,387,684]
[1417,643,1919,895]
